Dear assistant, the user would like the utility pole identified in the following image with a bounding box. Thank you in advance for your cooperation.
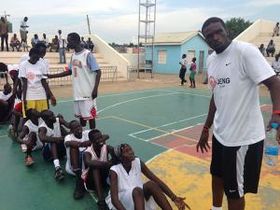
[86,15,92,35]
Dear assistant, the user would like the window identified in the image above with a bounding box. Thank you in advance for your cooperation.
[187,50,195,61]
[158,50,167,64]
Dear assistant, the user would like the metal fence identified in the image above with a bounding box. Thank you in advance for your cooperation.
[48,65,118,86]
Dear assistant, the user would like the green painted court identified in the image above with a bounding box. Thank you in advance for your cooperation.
[0,87,278,210]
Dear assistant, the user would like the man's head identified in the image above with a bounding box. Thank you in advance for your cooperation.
[182,54,186,59]
[0,17,5,22]
[275,54,280,61]
[24,17,28,22]
[69,120,83,138]
[192,57,196,62]
[26,108,40,121]
[40,110,56,124]
[88,129,109,149]
[67,32,81,49]
[201,17,231,53]
[115,144,135,163]
[58,30,62,35]
[35,42,47,58]
[29,48,40,64]
[34,34,38,39]
[3,83,12,95]
[43,33,46,38]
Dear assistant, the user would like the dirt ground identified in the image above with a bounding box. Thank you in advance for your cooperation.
[50,72,270,99]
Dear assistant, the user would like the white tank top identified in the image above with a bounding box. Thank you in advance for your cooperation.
[24,118,43,149]
[82,145,108,180]
[71,49,96,101]
[39,117,62,137]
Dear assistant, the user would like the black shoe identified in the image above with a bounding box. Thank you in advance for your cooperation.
[54,167,64,181]
[97,200,108,210]
[73,179,85,199]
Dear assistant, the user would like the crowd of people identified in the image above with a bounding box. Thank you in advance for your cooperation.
[1,16,280,210]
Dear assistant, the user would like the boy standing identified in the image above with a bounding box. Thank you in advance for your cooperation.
[47,33,101,129]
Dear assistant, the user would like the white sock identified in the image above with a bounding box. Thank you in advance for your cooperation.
[53,159,60,169]
[212,206,222,210]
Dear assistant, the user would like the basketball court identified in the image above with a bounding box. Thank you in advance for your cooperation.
[0,87,279,210]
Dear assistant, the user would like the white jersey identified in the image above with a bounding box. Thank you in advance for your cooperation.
[23,118,44,150]
[207,41,275,146]
[81,144,108,180]
[70,49,99,101]
[106,158,156,210]
[18,60,48,100]
[64,130,90,175]
[39,118,62,138]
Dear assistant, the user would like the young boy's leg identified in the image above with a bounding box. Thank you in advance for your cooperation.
[51,143,64,181]
[24,132,37,166]
[70,147,85,199]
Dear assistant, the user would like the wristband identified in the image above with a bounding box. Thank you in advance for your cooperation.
[273,110,280,115]
[203,125,209,132]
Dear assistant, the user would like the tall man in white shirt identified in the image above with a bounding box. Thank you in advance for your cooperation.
[196,17,280,210]
[47,32,101,129]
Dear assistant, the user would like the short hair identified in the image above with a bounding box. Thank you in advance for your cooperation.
[88,129,101,142]
[35,42,47,49]
[69,120,80,130]
[68,32,80,42]
[202,17,226,33]
[29,48,40,57]
[0,62,8,72]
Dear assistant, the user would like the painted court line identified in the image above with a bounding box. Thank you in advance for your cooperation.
[131,114,207,135]
[111,115,197,143]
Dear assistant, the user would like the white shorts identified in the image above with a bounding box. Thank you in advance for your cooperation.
[74,99,97,120]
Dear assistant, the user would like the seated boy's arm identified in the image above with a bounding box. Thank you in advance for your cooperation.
[38,127,64,143]
[64,139,89,148]
[84,151,111,169]
[107,145,118,165]
[110,170,126,210]
[17,126,29,143]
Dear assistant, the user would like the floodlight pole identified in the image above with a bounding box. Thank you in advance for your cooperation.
[86,15,92,35]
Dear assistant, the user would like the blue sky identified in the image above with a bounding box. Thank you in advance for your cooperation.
[2,0,280,43]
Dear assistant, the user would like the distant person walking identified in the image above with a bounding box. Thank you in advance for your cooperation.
[20,17,29,44]
[179,54,187,85]
[0,16,9,51]
[189,57,197,88]
[272,22,279,37]
[58,29,66,64]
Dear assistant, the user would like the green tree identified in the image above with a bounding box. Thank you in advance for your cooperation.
[225,18,252,39]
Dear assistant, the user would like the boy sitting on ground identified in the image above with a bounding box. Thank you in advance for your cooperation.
[38,110,70,181]
[82,129,116,209]
[0,83,15,124]
[64,120,91,199]
[17,108,43,166]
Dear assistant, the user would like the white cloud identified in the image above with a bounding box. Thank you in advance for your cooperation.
[247,0,280,7]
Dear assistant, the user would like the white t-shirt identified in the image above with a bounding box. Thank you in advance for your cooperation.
[20,20,27,32]
[106,158,156,210]
[64,130,90,175]
[20,55,49,73]
[70,49,99,100]
[180,58,187,68]
[19,60,48,100]
[207,41,275,146]
[0,92,12,101]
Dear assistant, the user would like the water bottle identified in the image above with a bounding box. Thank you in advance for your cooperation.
[264,123,279,167]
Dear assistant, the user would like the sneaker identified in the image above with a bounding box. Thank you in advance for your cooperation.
[97,200,108,210]
[54,167,65,181]
[25,156,34,166]
[73,178,85,199]
[21,144,27,153]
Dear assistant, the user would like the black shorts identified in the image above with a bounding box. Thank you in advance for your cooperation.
[210,136,263,199]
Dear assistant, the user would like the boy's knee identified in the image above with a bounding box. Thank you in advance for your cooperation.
[132,187,144,198]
